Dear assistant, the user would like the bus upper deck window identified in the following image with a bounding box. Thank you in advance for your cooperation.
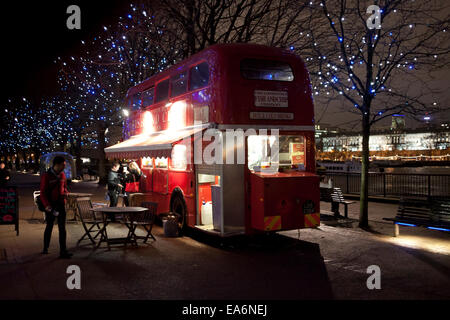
[155,79,170,103]
[132,93,142,111]
[241,59,294,82]
[142,87,154,107]
[189,62,209,90]
[171,72,187,97]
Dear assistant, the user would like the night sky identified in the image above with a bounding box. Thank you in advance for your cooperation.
[2,1,448,129]
[1,1,126,104]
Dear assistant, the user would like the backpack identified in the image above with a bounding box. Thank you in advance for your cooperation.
[35,194,46,212]
[36,170,61,212]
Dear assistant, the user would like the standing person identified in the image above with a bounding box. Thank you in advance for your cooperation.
[40,156,72,259]
[15,157,20,172]
[123,161,145,206]
[0,162,11,186]
[107,162,123,207]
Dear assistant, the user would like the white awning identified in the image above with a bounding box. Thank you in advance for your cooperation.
[104,124,211,159]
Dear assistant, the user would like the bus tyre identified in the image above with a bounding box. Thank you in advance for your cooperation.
[170,192,187,234]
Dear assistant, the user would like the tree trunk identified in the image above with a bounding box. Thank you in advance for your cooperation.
[21,150,27,170]
[359,113,370,228]
[97,122,107,184]
[33,148,41,173]
[74,133,83,180]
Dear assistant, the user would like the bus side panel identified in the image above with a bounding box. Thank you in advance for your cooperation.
[153,169,168,194]
[142,192,171,216]
[250,173,320,231]
[141,168,153,192]
[168,170,196,227]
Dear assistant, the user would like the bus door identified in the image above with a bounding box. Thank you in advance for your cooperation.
[195,169,222,231]
[194,161,246,234]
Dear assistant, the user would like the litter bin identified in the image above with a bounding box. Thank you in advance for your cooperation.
[163,213,179,237]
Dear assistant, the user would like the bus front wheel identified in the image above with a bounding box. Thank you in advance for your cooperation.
[170,192,187,233]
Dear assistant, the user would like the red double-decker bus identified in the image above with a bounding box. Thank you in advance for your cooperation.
[105,43,320,236]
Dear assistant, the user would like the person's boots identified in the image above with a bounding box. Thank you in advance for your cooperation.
[59,251,73,259]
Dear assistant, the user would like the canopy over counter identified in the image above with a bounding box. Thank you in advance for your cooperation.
[104,124,211,159]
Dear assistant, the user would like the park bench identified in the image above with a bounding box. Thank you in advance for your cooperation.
[383,197,450,236]
[330,187,356,219]
[320,187,355,218]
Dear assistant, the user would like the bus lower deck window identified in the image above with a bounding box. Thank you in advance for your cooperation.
[155,157,168,168]
[241,59,294,82]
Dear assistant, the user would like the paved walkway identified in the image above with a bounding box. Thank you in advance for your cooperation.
[0,173,449,299]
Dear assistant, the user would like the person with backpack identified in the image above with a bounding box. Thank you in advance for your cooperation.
[40,156,72,259]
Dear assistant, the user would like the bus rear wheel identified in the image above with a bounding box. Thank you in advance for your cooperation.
[170,193,187,234]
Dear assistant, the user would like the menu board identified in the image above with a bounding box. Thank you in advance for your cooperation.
[0,186,19,236]
[289,142,305,165]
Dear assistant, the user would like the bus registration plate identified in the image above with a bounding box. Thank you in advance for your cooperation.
[254,90,288,108]
[250,112,294,120]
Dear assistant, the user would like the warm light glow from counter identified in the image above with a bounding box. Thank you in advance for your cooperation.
[171,144,187,170]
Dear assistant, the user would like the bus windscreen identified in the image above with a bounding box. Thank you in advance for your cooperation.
[240,59,294,82]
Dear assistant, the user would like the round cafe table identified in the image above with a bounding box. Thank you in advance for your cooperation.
[90,206,149,250]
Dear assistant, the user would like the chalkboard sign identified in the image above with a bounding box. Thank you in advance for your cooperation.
[0,186,19,236]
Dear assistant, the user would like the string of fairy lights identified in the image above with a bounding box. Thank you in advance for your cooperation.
[0,1,447,158]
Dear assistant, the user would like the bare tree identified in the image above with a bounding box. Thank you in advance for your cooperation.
[57,3,184,180]
[155,0,309,54]
[293,0,450,227]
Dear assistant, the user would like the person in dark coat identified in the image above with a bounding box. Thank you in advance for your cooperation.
[0,162,11,186]
[107,162,123,207]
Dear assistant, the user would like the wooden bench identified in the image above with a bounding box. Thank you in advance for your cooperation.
[320,187,354,218]
[383,197,450,236]
[330,187,356,218]
[320,187,333,202]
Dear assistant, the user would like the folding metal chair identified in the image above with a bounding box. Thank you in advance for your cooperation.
[31,191,45,221]
[127,201,158,244]
[76,197,102,246]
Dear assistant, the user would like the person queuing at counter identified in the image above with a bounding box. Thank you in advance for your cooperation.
[123,161,145,206]
[107,161,124,207]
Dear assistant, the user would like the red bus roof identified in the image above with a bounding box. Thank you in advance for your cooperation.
[126,43,305,97]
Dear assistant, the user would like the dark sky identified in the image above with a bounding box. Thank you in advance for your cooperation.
[1,1,127,104]
[2,1,448,129]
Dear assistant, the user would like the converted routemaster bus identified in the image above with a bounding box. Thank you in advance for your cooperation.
[105,43,320,236]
